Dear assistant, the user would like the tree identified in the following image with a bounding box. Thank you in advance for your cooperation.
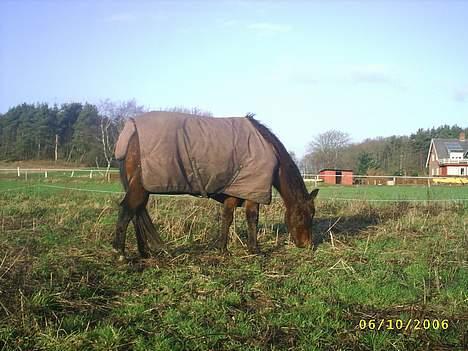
[356,152,380,175]
[57,103,83,161]
[97,99,147,171]
[163,106,213,117]
[305,130,351,170]
[289,151,299,166]
[71,104,101,164]
[33,103,58,159]
[14,104,37,160]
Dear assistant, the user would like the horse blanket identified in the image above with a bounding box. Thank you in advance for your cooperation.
[115,112,279,204]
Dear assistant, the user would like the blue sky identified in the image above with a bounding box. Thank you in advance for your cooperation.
[1,1,467,156]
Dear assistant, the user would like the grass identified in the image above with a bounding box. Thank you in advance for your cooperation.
[316,185,468,201]
[0,180,467,350]
[2,175,468,201]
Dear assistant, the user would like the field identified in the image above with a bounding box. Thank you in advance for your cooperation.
[0,176,467,350]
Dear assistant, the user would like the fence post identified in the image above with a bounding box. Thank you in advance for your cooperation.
[45,171,48,179]
[90,170,93,179]
[17,167,20,177]
[71,170,74,177]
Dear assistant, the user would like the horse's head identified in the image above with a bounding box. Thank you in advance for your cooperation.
[285,188,319,248]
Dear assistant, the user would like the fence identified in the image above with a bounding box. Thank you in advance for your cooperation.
[0,167,120,181]
[302,173,468,186]
[1,168,468,185]
[1,168,467,203]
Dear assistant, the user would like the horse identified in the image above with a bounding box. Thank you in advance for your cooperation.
[112,112,319,260]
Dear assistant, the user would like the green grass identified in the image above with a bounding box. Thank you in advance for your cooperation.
[0,180,467,350]
[2,176,468,202]
[315,184,468,201]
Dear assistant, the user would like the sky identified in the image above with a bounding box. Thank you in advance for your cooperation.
[1,0,467,156]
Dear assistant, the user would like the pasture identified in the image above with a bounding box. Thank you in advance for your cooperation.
[0,176,467,350]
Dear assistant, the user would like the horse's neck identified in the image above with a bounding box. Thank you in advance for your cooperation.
[273,165,308,209]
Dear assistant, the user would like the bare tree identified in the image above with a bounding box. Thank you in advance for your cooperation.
[300,153,317,175]
[97,99,147,173]
[162,106,213,117]
[305,130,351,171]
[97,102,212,173]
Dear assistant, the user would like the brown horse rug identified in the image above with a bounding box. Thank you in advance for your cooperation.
[115,112,279,204]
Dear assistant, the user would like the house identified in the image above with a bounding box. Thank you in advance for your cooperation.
[319,169,353,185]
[426,132,468,176]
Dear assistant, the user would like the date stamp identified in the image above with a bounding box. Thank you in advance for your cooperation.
[358,319,449,331]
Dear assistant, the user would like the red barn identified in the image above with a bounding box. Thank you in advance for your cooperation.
[319,169,353,185]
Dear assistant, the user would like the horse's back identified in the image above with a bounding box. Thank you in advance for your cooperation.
[116,111,278,204]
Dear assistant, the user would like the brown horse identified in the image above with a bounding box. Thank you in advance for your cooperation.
[112,113,318,260]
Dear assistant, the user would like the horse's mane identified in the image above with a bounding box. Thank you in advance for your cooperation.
[246,114,309,199]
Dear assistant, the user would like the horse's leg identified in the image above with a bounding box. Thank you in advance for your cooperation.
[113,174,149,261]
[115,128,164,259]
[245,200,260,254]
[113,197,135,262]
[216,197,239,252]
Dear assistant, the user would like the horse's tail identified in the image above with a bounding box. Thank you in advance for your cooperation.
[115,119,136,161]
[119,159,129,192]
[115,119,137,193]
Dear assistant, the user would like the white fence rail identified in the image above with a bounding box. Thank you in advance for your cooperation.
[1,168,467,185]
[0,167,119,180]
[1,168,467,202]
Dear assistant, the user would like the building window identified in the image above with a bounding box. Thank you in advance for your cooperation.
[431,154,435,161]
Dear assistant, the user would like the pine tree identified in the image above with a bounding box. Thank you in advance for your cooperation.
[71,104,102,164]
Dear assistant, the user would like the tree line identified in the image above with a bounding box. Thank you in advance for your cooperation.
[302,125,467,176]
[0,101,211,168]
[0,101,465,175]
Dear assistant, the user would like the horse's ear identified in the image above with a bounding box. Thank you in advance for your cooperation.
[309,188,319,201]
